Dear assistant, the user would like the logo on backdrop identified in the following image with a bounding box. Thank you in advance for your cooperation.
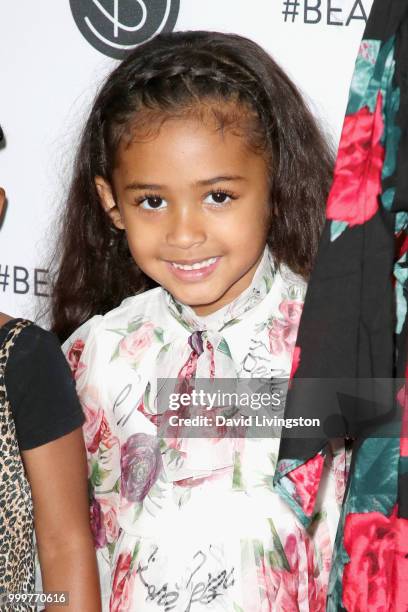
[0,264,49,297]
[70,0,180,59]
[282,0,370,25]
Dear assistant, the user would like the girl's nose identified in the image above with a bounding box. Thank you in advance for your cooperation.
[166,206,206,249]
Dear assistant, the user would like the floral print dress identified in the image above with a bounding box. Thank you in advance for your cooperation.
[64,248,347,611]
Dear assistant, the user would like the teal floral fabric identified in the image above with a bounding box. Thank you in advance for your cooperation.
[274,1,408,610]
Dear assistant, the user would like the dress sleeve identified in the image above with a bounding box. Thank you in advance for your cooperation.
[63,317,121,610]
[6,324,85,451]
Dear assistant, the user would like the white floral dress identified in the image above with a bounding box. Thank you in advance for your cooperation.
[64,249,348,612]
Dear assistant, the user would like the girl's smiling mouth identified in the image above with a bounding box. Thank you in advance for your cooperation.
[166,256,221,280]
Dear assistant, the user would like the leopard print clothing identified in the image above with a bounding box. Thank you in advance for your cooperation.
[0,320,35,610]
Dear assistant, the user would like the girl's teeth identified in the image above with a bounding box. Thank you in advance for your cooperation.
[172,257,217,271]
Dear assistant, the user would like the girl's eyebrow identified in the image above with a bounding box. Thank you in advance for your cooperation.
[125,175,246,190]
[125,182,163,190]
[196,175,246,186]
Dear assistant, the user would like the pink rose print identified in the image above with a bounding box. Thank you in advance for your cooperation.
[90,498,106,549]
[327,92,385,227]
[121,433,163,502]
[98,413,119,451]
[268,301,303,356]
[117,570,137,611]
[312,518,333,579]
[81,386,104,454]
[257,539,299,611]
[255,557,280,611]
[343,506,408,612]
[161,401,233,455]
[110,552,137,612]
[332,449,349,507]
[99,499,119,543]
[66,338,85,379]
[255,530,326,612]
[290,346,301,381]
[119,323,155,362]
[137,398,159,427]
[286,453,325,516]
[81,386,118,454]
[174,465,232,488]
[359,41,377,64]
[304,535,328,610]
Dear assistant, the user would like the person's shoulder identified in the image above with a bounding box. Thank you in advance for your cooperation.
[70,287,163,335]
[4,320,67,377]
[102,286,164,327]
[3,319,60,352]
[63,287,165,361]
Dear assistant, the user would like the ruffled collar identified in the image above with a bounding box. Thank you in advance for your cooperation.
[164,247,275,332]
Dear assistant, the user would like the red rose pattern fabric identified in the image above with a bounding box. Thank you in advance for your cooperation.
[327,93,384,227]
[274,1,408,610]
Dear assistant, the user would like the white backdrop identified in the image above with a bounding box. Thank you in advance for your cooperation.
[0,0,373,321]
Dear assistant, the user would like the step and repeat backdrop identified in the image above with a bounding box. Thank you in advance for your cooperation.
[0,0,373,321]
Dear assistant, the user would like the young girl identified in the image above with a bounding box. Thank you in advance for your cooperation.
[0,181,100,607]
[53,31,343,610]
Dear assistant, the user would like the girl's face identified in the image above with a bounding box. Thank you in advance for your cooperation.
[96,116,271,315]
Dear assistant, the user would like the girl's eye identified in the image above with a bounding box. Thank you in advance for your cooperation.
[138,195,168,210]
[204,191,235,206]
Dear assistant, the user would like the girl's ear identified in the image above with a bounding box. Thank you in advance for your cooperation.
[0,188,5,219]
[94,176,125,230]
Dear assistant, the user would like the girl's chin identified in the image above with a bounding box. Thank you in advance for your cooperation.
[168,287,225,313]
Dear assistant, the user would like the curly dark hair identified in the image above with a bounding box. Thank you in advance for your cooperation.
[51,30,333,342]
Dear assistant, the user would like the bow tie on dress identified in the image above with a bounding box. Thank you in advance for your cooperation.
[154,247,275,482]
